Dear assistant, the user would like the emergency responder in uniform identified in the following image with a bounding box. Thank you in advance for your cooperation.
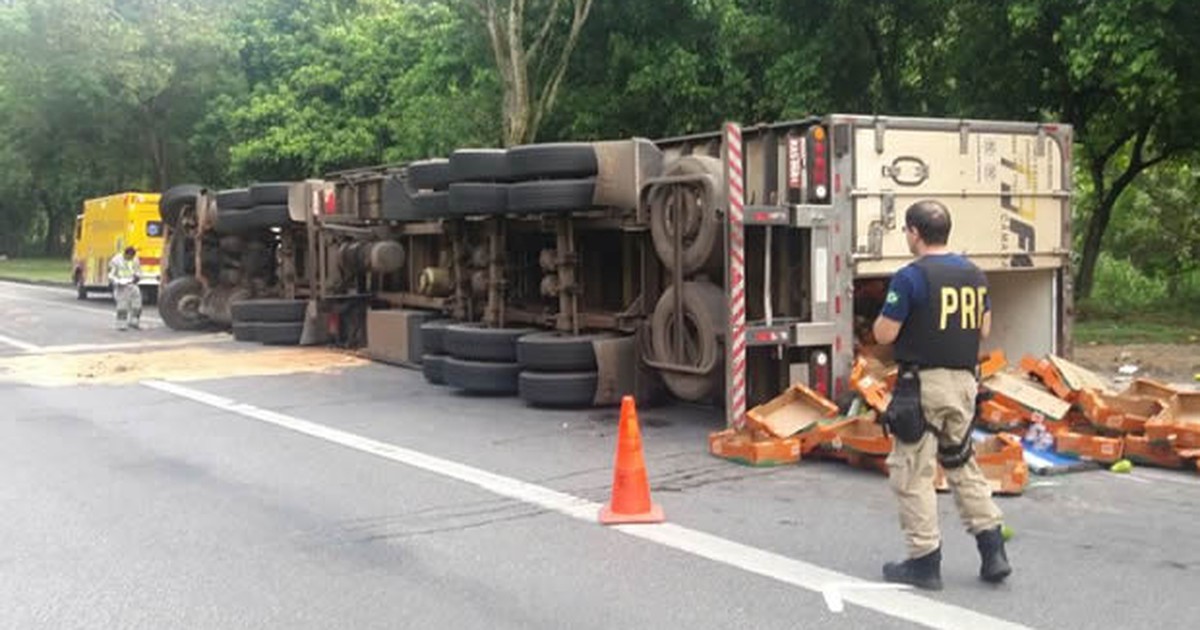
[872,200,1011,590]
[108,246,143,331]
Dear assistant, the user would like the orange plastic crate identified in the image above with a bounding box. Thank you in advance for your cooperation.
[1145,392,1200,449]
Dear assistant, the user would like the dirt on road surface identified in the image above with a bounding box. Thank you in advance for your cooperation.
[1073,342,1200,387]
[0,345,367,387]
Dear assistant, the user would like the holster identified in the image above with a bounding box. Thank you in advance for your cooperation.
[881,364,927,444]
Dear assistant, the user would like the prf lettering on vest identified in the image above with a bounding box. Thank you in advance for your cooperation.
[939,286,987,330]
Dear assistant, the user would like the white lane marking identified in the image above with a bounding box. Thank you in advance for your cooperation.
[0,290,164,325]
[821,582,912,613]
[34,334,230,355]
[0,333,42,352]
[142,379,1034,630]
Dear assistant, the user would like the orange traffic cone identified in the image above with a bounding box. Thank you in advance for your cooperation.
[599,396,664,525]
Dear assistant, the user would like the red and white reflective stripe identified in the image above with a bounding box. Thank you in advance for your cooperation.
[726,122,747,429]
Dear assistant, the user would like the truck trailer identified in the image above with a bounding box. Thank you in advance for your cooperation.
[155,114,1073,424]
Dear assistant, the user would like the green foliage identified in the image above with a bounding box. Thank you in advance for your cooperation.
[0,0,1196,298]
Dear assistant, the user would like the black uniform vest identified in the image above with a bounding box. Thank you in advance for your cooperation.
[893,256,988,370]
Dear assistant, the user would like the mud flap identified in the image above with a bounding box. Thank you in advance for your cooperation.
[592,335,665,407]
[299,299,327,346]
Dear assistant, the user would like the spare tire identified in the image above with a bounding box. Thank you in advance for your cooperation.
[408,159,452,191]
[216,188,252,210]
[506,179,595,214]
[444,357,521,395]
[519,371,599,408]
[422,354,450,385]
[159,276,208,331]
[249,182,291,205]
[450,149,511,183]
[419,320,454,355]
[448,183,509,215]
[231,298,307,323]
[507,143,599,180]
[256,321,304,346]
[649,156,724,274]
[160,184,203,227]
[517,331,616,372]
[650,280,726,402]
[444,324,536,362]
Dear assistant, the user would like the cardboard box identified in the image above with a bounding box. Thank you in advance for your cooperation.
[828,417,892,456]
[709,428,802,467]
[747,383,838,439]
[975,433,1029,495]
[1078,389,1163,435]
[978,399,1026,432]
[1146,392,1200,449]
[1055,430,1124,464]
[1020,354,1072,400]
[1122,434,1185,469]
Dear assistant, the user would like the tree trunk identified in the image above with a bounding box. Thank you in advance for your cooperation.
[43,209,65,257]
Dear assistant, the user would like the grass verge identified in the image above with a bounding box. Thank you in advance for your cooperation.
[0,258,72,285]
[1074,312,1200,345]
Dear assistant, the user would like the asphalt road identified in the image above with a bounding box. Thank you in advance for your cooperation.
[2,279,1199,630]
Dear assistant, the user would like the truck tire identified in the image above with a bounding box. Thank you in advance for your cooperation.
[519,371,599,408]
[419,320,454,355]
[231,298,307,323]
[445,324,536,362]
[158,276,208,331]
[506,179,595,214]
[412,191,450,219]
[517,331,615,372]
[422,353,450,385]
[232,321,257,342]
[216,188,252,210]
[444,357,521,395]
[650,280,726,402]
[249,182,291,205]
[507,143,598,180]
[214,205,290,233]
[448,183,509,215]
[256,321,304,346]
[160,184,203,227]
[408,159,452,191]
[650,156,723,274]
[450,149,511,183]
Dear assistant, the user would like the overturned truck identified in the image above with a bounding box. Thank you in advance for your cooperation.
[158,115,1074,423]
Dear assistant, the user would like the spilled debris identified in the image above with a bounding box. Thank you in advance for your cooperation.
[710,350,1200,491]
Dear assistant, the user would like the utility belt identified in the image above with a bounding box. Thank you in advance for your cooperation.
[879,363,976,469]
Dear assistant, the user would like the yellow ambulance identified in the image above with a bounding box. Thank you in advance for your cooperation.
[71,192,164,301]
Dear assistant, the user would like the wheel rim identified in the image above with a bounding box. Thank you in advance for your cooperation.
[178,293,202,322]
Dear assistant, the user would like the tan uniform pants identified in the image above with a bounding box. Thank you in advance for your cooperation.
[886,368,1003,558]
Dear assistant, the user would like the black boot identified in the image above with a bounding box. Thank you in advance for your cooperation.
[976,526,1012,583]
[883,546,943,591]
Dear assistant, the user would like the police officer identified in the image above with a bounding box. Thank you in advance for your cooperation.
[108,246,143,331]
[872,200,1010,590]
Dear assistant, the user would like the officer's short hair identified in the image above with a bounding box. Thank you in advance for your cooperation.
[904,200,951,246]
[124,246,136,256]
